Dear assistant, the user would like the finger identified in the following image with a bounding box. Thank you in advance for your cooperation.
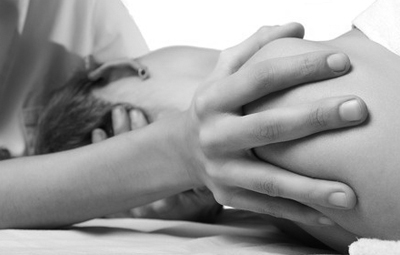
[129,199,175,219]
[192,187,219,206]
[129,109,148,130]
[178,190,222,222]
[129,204,160,219]
[91,129,107,143]
[208,51,350,111]
[112,106,131,135]
[218,158,356,210]
[193,186,214,196]
[210,23,305,79]
[214,188,335,226]
[217,96,367,150]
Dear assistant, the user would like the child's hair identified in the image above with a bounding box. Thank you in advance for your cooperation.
[35,72,126,154]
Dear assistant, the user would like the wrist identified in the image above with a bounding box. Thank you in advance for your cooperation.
[127,113,198,191]
[166,111,205,189]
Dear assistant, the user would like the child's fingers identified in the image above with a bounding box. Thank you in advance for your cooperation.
[129,109,148,130]
[92,129,107,143]
[112,106,131,135]
[91,106,147,144]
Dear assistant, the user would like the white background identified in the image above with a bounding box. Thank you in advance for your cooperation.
[122,0,375,50]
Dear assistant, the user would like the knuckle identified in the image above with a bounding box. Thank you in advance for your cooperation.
[256,26,274,39]
[251,63,276,90]
[199,128,221,157]
[254,177,280,197]
[254,122,282,143]
[218,49,240,73]
[298,56,318,79]
[205,163,227,184]
[218,49,231,61]
[193,92,211,119]
[302,187,319,204]
[206,168,220,181]
[257,25,272,34]
[199,119,234,156]
[308,105,329,129]
[256,25,286,43]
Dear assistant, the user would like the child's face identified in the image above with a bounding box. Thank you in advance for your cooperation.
[92,47,218,122]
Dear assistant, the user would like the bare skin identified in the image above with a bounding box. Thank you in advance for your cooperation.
[0,25,366,230]
[92,34,369,228]
[244,28,400,251]
[94,28,400,252]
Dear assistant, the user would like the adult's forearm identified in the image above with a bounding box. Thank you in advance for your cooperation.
[0,119,192,229]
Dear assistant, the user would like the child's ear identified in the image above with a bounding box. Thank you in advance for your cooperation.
[87,58,149,83]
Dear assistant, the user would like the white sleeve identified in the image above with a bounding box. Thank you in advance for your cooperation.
[3,0,149,110]
[0,0,149,155]
[91,0,149,62]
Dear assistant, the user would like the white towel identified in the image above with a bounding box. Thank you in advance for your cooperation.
[349,238,400,255]
[353,0,400,57]
[351,1,400,253]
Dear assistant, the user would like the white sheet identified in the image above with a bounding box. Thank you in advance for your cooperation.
[0,210,339,254]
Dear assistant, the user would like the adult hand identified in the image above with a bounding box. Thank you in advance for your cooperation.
[92,106,222,222]
[181,23,368,226]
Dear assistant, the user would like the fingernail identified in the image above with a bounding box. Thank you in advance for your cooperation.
[339,100,363,122]
[327,53,349,73]
[328,192,349,208]
[318,217,335,226]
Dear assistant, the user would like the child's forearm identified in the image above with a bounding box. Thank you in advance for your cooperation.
[0,120,192,229]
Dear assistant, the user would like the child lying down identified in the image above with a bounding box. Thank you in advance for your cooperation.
[35,22,400,253]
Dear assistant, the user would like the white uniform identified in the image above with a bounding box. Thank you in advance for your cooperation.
[0,0,149,156]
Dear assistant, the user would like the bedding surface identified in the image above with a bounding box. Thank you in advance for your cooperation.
[0,209,339,254]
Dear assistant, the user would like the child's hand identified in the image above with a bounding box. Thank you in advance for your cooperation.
[92,106,147,142]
